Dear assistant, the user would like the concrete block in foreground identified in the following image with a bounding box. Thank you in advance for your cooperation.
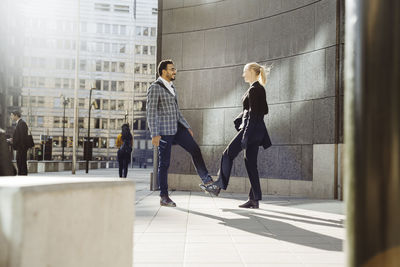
[0,177,135,267]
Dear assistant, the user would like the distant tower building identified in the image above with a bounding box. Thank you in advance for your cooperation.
[13,0,156,161]
[132,0,158,166]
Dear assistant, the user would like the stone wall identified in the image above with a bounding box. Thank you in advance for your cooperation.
[159,0,341,198]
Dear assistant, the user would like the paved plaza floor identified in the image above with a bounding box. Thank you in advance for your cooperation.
[31,168,345,267]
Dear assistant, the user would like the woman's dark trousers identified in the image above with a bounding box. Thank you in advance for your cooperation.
[215,130,262,200]
[118,152,130,178]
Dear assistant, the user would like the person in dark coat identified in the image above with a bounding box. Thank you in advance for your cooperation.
[117,123,133,178]
[0,128,17,176]
[201,62,272,209]
[9,111,29,175]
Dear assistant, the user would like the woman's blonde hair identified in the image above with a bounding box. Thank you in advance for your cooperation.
[244,62,272,86]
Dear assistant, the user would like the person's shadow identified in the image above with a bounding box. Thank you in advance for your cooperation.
[176,206,343,251]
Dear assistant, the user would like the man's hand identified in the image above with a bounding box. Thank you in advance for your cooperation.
[188,128,194,137]
[152,136,161,147]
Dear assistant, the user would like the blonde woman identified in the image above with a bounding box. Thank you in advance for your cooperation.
[201,62,272,209]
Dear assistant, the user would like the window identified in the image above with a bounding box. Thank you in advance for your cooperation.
[95,3,110,12]
[54,117,60,127]
[94,119,100,129]
[80,79,85,89]
[37,98,45,107]
[111,62,117,72]
[119,62,125,72]
[110,100,116,110]
[38,77,45,87]
[103,81,109,91]
[101,138,107,148]
[142,64,148,74]
[95,80,101,90]
[141,82,148,92]
[120,25,126,35]
[134,64,140,74]
[56,58,62,69]
[104,43,110,53]
[143,27,149,36]
[39,58,46,68]
[114,5,129,13]
[118,100,124,110]
[112,43,119,53]
[96,42,103,52]
[96,60,102,71]
[136,26,141,36]
[63,79,69,88]
[150,46,156,55]
[65,40,71,49]
[117,119,124,128]
[120,44,126,53]
[104,24,110,34]
[152,8,158,15]
[80,22,87,32]
[102,119,108,129]
[150,64,155,75]
[151,27,156,36]
[135,45,141,54]
[112,24,118,34]
[118,81,125,91]
[55,78,61,88]
[110,119,115,129]
[96,23,103,34]
[134,82,140,91]
[143,45,148,55]
[103,99,109,110]
[79,98,85,108]
[80,41,87,51]
[78,117,84,128]
[57,39,63,49]
[64,59,70,70]
[111,81,117,91]
[103,61,110,72]
[37,116,44,127]
[80,60,86,71]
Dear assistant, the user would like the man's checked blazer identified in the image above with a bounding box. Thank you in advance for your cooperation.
[146,78,191,138]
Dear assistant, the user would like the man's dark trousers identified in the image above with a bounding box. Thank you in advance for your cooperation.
[158,123,212,196]
[16,149,28,175]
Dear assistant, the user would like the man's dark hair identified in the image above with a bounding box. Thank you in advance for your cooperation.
[158,59,174,76]
[11,111,21,118]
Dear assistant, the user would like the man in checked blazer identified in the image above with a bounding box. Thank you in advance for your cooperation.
[147,59,214,207]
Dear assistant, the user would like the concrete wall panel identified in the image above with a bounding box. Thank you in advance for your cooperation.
[160,0,340,198]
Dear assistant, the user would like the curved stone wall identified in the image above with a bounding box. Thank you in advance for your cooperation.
[159,0,340,198]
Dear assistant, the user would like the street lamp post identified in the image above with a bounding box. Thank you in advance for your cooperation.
[85,88,96,173]
[61,95,70,161]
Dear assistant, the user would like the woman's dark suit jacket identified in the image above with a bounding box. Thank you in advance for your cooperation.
[234,81,272,149]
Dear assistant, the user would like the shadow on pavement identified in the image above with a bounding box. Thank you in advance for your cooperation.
[176,207,343,252]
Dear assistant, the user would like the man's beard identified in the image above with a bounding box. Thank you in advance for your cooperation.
[170,76,176,81]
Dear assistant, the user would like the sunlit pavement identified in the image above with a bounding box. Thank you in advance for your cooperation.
[31,168,345,267]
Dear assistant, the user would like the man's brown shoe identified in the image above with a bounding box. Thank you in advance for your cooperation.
[160,195,176,207]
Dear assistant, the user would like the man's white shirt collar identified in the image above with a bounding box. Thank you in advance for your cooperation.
[158,77,175,96]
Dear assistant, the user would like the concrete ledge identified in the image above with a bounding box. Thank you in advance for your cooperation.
[23,161,110,174]
[0,177,135,267]
[167,173,333,199]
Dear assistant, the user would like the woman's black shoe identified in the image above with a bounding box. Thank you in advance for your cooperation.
[238,199,259,209]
